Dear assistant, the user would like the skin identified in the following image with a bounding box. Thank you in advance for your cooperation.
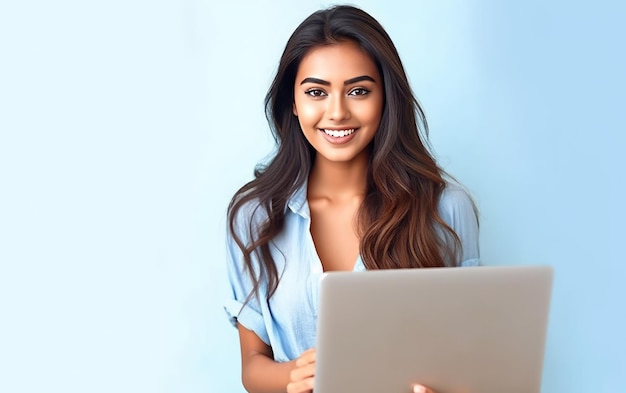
[293,40,384,273]
[289,39,385,393]
[412,385,435,393]
[238,40,435,393]
[293,40,383,168]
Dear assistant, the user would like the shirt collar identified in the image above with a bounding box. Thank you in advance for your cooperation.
[286,181,310,219]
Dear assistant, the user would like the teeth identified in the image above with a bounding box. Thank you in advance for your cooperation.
[322,128,355,138]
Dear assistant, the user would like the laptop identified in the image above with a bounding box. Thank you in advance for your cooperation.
[315,265,553,393]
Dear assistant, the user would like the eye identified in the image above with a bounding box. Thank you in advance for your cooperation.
[348,88,370,96]
[305,89,327,98]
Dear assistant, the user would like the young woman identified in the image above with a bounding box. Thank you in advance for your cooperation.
[224,5,480,393]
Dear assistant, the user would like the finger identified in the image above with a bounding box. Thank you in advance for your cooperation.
[286,377,314,393]
[412,384,435,393]
[295,349,316,367]
[290,363,316,382]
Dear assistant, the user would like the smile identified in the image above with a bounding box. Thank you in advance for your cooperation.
[321,128,356,138]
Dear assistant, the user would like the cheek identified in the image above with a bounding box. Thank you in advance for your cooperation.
[355,100,383,127]
[295,102,323,127]
[294,109,317,134]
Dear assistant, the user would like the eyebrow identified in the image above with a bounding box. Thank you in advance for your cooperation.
[299,75,376,86]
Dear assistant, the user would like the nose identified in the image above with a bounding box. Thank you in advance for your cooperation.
[326,94,350,121]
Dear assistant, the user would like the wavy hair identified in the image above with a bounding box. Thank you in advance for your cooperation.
[228,5,464,301]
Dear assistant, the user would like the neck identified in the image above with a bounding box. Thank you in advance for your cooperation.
[308,152,369,201]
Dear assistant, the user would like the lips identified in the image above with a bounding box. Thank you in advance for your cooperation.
[318,127,359,144]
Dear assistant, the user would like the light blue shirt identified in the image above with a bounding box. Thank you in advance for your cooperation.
[224,182,480,362]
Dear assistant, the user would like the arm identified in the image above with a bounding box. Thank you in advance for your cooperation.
[238,323,296,393]
[238,323,316,393]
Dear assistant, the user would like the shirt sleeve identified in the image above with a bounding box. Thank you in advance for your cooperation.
[438,183,481,267]
[224,206,271,345]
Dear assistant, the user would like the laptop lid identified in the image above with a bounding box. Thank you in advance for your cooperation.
[315,265,553,393]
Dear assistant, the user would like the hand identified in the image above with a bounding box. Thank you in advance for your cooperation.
[412,384,435,393]
[286,348,316,393]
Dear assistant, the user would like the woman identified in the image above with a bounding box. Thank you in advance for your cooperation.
[225,5,480,393]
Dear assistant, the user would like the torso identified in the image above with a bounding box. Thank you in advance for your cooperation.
[225,181,479,361]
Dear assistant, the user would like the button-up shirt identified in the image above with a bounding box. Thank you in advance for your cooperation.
[224,182,480,362]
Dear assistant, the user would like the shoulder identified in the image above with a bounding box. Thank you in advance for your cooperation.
[438,182,477,219]
[228,196,269,241]
[437,181,481,266]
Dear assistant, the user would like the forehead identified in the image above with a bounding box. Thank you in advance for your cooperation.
[296,41,380,82]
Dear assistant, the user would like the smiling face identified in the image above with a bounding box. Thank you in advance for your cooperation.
[293,40,384,165]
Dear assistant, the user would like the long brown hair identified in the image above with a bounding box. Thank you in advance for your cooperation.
[228,5,464,301]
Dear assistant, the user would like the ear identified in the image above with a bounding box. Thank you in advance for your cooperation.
[292,103,298,116]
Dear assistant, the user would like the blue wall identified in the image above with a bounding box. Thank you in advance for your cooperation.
[0,1,623,392]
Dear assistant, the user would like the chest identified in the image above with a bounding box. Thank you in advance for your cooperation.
[265,210,367,359]
[309,199,360,271]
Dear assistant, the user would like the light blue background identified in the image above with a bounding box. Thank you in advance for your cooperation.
[1,1,624,392]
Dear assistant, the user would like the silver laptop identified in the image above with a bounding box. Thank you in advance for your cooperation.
[315,265,553,393]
